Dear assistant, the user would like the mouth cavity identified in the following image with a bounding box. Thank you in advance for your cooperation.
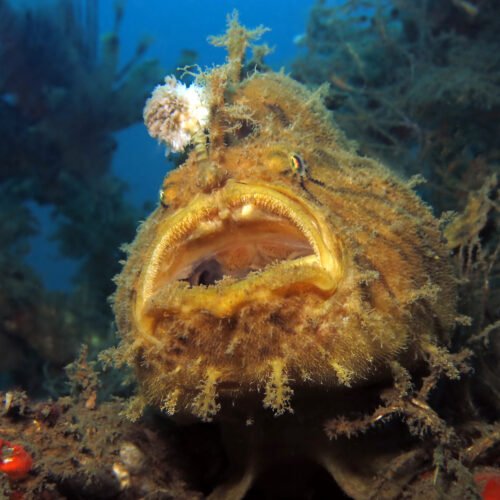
[138,183,343,318]
[172,205,315,287]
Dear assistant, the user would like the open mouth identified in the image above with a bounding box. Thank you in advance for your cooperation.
[136,181,344,320]
[160,204,315,286]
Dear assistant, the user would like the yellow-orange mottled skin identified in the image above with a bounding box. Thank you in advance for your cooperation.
[113,67,456,424]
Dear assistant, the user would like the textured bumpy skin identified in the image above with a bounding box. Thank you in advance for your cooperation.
[113,69,456,422]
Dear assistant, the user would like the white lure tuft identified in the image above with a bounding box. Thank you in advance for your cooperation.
[143,76,209,153]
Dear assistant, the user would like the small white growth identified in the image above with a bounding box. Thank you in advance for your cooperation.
[143,76,209,153]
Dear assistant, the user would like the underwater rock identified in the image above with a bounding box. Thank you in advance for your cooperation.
[112,13,458,500]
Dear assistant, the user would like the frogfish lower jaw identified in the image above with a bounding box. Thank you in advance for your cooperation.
[135,180,345,327]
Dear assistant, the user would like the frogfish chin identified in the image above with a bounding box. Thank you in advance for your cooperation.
[112,14,457,500]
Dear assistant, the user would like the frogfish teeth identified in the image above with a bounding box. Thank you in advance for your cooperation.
[113,25,456,430]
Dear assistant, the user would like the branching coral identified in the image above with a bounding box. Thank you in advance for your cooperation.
[291,2,500,496]
[0,0,162,396]
[292,0,500,210]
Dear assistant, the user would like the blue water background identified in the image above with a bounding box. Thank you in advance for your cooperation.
[24,0,342,290]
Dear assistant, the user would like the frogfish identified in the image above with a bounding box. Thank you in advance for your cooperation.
[112,14,457,500]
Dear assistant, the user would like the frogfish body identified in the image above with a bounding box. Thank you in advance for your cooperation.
[112,15,457,499]
[114,61,456,420]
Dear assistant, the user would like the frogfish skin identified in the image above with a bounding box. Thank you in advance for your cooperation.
[112,17,456,497]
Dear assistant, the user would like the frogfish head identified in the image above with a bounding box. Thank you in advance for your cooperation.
[113,68,457,422]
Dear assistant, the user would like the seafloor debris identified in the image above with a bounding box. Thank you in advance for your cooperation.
[0,351,206,499]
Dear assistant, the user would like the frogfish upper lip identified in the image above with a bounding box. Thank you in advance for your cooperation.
[135,180,345,323]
